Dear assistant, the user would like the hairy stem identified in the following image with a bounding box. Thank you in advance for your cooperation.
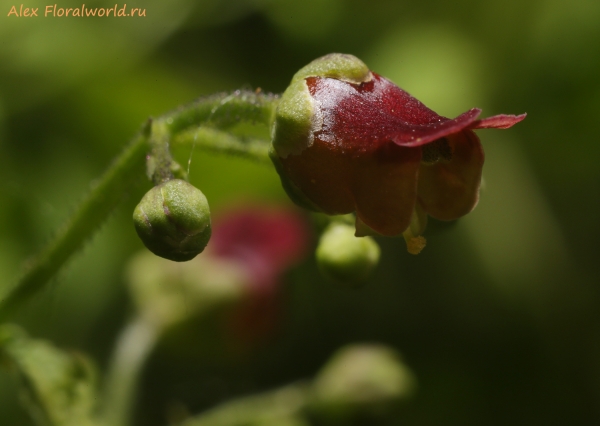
[0,125,150,321]
[148,119,176,185]
[163,90,279,135]
[172,127,272,164]
[1,90,280,320]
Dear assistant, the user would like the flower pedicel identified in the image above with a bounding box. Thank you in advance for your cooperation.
[270,53,526,254]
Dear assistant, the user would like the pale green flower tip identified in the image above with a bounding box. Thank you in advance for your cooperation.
[271,79,315,158]
[291,53,371,85]
[133,179,211,262]
[271,54,371,159]
[316,223,381,287]
[310,344,417,421]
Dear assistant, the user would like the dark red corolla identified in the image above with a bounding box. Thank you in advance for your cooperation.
[271,53,525,253]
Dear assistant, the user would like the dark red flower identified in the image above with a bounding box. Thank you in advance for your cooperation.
[271,54,525,253]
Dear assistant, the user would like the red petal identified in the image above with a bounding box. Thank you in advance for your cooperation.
[417,130,484,221]
[294,74,524,232]
[471,113,527,129]
[351,143,421,236]
[280,138,421,237]
[307,74,483,149]
[391,108,481,147]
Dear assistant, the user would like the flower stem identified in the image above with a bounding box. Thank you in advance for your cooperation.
[0,125,150,322]
[0,90,280,321]
[162,90,278,135]
[148,119,177,185]
[172,127,272,164]
[101,316,160,426]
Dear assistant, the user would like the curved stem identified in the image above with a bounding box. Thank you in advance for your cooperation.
[172,127,271,164]
[163,90,279,135]
[0,91,280,321]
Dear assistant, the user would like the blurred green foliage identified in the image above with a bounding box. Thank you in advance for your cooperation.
[1,0,599,425]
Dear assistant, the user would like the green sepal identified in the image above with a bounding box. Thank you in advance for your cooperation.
[133,179,211,262]
[271,79,315,158]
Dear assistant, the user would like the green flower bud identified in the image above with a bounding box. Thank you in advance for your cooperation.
[133,179,211,262]
[309,344,416,422]
[316,222,380,287]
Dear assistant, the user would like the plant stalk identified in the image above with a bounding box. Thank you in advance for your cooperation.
[0,91,280,320]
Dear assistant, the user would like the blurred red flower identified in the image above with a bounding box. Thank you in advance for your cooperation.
[208,206,309,347]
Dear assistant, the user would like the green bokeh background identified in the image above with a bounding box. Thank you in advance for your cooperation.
[1,0,600,424]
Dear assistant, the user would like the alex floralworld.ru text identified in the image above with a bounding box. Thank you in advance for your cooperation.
[7,4,146,17]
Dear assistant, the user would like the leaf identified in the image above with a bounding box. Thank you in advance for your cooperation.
[0,325,99,426]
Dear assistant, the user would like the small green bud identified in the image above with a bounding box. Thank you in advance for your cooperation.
[316,222,380,287]
[309,345,416,422]
[133,179,211,262]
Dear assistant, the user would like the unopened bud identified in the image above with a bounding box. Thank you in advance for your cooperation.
[133,179,211,262]
[315,222,380,287]
[309,344,416,422]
